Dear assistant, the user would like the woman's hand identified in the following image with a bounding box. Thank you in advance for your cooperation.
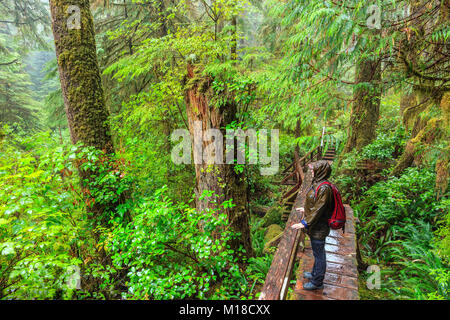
[295,207,305,214]
[291,223,305,230]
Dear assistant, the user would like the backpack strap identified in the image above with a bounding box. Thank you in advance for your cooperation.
[314,181,332,200]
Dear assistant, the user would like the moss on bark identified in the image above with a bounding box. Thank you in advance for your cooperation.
[49,1,130,229]
[185,63,253,259]
[344,58,381,153]
[392,117,442,175]
[50,0,112,153]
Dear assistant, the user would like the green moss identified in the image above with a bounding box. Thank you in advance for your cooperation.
[262,205,283,227]
[440,92,450,128]
[51,0,112,152]
[357,277,392,300]
[263,224,284,254]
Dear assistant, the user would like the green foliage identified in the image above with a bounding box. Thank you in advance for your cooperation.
[435,204,450,261]
[359,129,407,161]
[0,35,41,130]
[0,0,448,302]
[250,216,266,257]
[356,167,441,235]
[354,167,449,299]
[381,222,449,300]
[75,145,134,226]
[246,254,273,298]
[0,130,86,299]
[106,186,248,299]
[334,116,407,201]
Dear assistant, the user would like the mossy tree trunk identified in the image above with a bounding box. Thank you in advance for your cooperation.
[392,91,447,177]
[391,118,442,176]
[50,0,112,153]
[185,64,253,260]
[49,1,129,226]
[391,2,449,178]
[344,58,381,153]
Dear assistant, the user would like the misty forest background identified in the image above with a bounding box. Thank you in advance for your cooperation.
[0,0,449,300]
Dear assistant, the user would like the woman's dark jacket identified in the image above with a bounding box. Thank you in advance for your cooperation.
[301,161,335,240]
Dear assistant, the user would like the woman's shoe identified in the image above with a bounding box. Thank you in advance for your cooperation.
[303,282,324,290]
[303,272,313,279]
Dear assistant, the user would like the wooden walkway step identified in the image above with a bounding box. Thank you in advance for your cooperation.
[293,205,359,300]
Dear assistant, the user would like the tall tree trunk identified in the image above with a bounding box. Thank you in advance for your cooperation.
[49,0,113,154]
[49,0,125,223]
[343,58,381,153]
[231,16,237,61]
[392,90,445,176]
[185,64,253,260]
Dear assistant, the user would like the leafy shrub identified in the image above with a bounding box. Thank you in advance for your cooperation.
[334,122,407,201]
[359,168,439,224]
[246,255,273,299]
[0,131,86,299]
[106,187,248,299]
[359,127,407,161]
[382,223,449,300]
[250,216,266,257]
[75,145,135,226]
[355,167,441,258]
[354,166,449,299]
[434,201,450,261]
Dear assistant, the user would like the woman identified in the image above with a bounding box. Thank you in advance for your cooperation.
[291,160,334,290]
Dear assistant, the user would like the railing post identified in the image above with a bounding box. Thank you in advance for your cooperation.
[320,126,326,147]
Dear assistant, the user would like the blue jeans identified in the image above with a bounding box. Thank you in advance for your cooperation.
[310,238,326,286]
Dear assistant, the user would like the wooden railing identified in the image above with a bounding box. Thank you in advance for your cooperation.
[282,145,323,176]
[280,145,322,200]
[259,169,313,300]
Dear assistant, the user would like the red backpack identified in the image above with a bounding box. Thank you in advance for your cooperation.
[314,181,346,232]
